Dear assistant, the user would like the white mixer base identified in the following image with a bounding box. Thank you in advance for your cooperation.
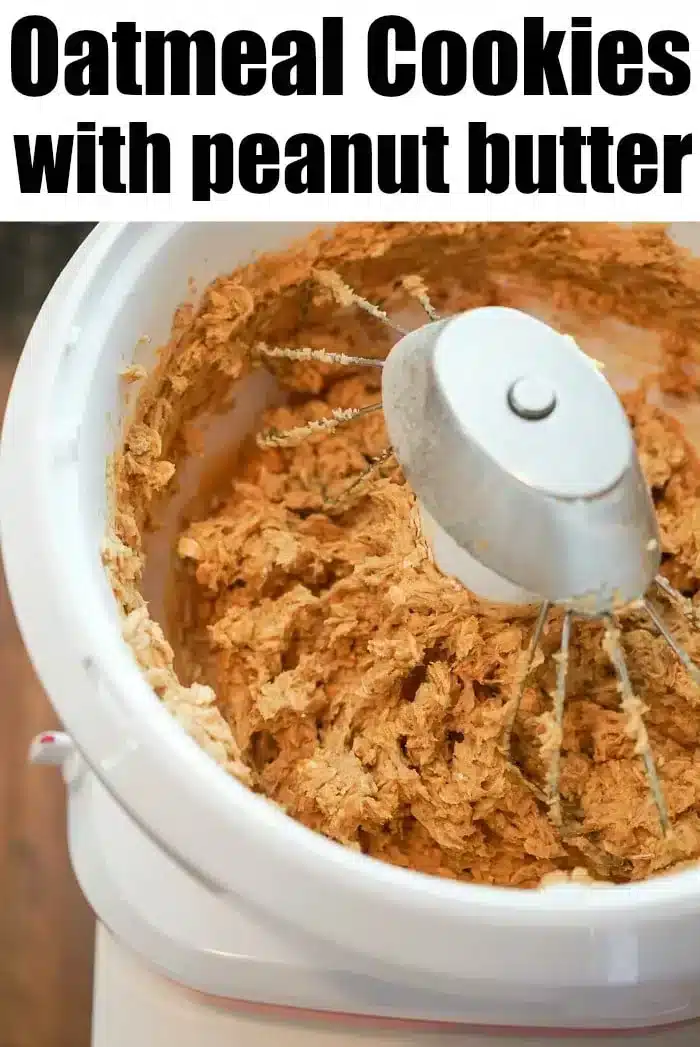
[92,927,700,1047]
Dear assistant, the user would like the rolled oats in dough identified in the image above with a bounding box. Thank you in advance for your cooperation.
[105,222,700,888]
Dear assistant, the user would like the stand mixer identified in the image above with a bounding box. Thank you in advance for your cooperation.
[258,288,697,836]
[4,222,700,1046]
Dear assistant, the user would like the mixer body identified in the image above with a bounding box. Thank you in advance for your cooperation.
[3,223,700,1043]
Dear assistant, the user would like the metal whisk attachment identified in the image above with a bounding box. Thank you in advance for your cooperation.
[253,272,700,836]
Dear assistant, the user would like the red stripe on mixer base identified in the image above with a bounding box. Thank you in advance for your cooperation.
[170,980,699,1038]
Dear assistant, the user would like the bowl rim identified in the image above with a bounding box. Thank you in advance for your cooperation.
[3,220,700,986]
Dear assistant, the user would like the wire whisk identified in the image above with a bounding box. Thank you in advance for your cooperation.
[251,268,700,838]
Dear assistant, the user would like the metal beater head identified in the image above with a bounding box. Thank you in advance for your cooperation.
[254,276,700,836]
[382,306,661,614]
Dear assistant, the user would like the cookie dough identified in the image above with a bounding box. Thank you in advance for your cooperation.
[105,222,700,887]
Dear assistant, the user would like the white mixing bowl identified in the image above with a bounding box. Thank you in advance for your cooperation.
[3,222,700,1031]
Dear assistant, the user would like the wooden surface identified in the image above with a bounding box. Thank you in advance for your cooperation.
[0,356,95,1047]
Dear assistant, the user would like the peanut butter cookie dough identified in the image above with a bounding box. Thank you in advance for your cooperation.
[105,223,700,888]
